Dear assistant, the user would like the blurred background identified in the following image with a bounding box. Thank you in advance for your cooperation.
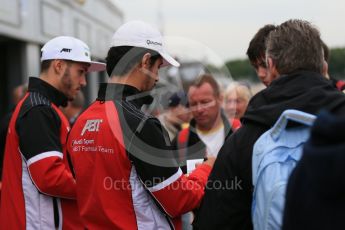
[1,0,345,117]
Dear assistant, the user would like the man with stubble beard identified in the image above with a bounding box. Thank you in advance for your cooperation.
[0,36,105,229]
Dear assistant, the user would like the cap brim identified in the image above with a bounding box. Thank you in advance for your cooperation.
[87,61,106,72]
[159,51,180,67]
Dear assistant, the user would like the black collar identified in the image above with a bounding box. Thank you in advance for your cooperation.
[28,77,68,107]
[97,83,154,107]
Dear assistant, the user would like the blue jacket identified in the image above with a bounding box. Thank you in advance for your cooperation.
[252,110,315,230]
[283,111,345,230]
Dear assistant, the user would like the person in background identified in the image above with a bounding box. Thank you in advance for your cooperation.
[172,74,232,229]
[12,84,28,105]
[0,84,27,193]
[158,91,191,141]
[246,24,276,86]
[61,90,85,126]
[223,81,252,130]
[0,36,105,229]
[174,74,233,172]
[322,41,345,92]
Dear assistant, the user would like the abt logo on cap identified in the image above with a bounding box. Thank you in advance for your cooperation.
[81,119,103,136]
[60,48,71,53]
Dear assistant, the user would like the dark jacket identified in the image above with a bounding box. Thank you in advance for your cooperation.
[193,71,345,230]
[283,111,345,230]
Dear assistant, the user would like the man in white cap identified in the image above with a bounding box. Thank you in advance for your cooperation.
[0,36,105,229]
[67,20,215,230]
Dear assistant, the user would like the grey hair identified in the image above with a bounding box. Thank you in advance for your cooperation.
[265,19,324,75]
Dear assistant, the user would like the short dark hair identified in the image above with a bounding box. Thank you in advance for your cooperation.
[40,60,53,73]
[266,19,324,75]
[105,46,161,77]
[247,24,276,65]
[168,91,188,108]
[40,59,75,73]
[190,74,220,97]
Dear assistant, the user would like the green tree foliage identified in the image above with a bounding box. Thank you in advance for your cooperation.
[329,47,345,79]
[225,59,258,82]
[224,47,345,81]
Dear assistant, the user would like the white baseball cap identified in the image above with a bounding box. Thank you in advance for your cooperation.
[41,36,106,72]
[110,21,180,67]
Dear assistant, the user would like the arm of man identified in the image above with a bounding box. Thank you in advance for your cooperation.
[17,106,76,199]
[128,117,213,218]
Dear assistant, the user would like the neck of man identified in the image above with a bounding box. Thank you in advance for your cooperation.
[40,72,60,91]
[196,111,223,133]
[108,71,142,91]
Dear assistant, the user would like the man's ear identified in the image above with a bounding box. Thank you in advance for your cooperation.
[322,60,330,79]
[267,57,279,78]
[52,59,65,75]
[267,57,274,70]
[140,53,152,69]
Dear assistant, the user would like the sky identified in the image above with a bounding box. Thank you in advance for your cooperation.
[114,0,345,66]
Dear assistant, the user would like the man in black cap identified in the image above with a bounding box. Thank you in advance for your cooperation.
[158,91,191,140]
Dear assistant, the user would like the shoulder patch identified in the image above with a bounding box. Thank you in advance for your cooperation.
[18,92,51,117]
[28,92,51,107]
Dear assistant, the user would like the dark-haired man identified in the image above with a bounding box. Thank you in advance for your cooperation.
[62,90,85,126]
[67,20,215,230]
[321,41,345,92]
[246,24,276,86]
[0,36,105,229]
[158,91,191,141]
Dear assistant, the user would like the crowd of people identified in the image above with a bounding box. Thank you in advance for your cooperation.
[0,18,344,230]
